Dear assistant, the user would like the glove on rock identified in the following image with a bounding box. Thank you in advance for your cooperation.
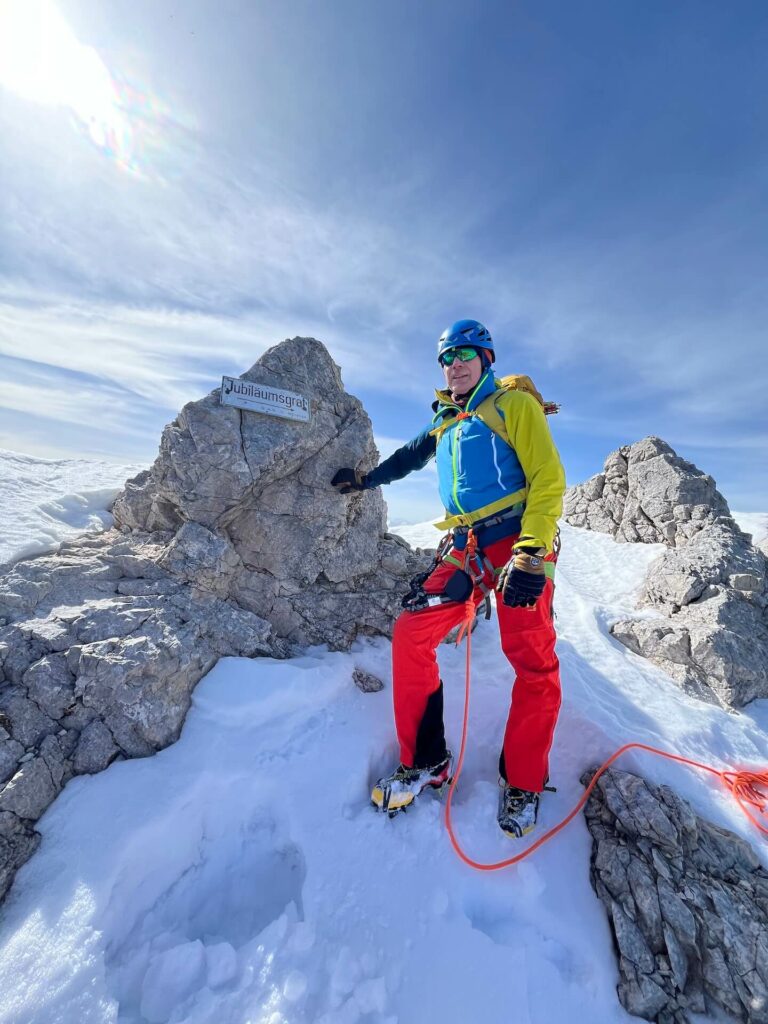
[331,468,368,494]
[497,547,547,608]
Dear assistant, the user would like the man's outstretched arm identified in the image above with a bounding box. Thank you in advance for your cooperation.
[331,427,436,493]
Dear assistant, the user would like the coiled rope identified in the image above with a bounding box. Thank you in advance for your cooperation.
[447,592,768,872]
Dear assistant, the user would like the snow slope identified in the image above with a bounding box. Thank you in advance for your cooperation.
[733,510,768,547]
[0,448,146,568]
[0,455,767,1024]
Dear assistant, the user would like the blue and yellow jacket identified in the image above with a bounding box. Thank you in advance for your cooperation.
[365,370,565,553]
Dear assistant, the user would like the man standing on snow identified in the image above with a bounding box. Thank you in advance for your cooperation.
[331,319,565,838]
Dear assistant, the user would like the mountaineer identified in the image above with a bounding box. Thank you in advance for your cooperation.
[332,319,565,837]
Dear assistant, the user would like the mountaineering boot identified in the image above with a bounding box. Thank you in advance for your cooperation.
[371,754,453,817]
[497,783,540,838]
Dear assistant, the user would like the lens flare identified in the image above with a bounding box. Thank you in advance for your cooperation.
[0,0,185,176]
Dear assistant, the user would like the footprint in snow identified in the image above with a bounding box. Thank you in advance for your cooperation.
[102,810,306,1023]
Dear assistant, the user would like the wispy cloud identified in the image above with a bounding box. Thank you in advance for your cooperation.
[1,1,765,507]
[0,353,157,433]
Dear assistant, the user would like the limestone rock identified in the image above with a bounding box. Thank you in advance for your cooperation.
[73,720,119,774]
[0,336,431,905]
[563,437,731,547]
[640,521,766,612]
[112,337,427,647]
[583,767,768,1024]
[0,687,58,749]
[23,654,76,720]
[156,522,242,597]
[352,667,385,693]
[0,531,279,902]
[566,437,768,708]
[611,522,768,707]
[0,757,60,820]
[0,731,24,786]
[0,812,40,904]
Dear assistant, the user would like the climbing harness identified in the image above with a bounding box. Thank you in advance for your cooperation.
[400,533,455,612]
[401,529,496,619]
[445,578,768,871]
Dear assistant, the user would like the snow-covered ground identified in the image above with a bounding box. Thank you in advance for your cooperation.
[0,448,147,568]
[0,450,767,1024]
[733,510,768,547]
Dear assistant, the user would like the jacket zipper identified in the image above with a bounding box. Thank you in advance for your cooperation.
[451,424,466,515]
[440,372,491,518]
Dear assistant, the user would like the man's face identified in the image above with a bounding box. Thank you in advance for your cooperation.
[442,347,483,396]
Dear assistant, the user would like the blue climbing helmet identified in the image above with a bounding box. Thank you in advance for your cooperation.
[437,319,495,364]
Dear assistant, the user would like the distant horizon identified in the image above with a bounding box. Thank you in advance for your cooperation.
[1,438,766,536]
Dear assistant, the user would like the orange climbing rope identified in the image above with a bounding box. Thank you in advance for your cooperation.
[447,589,768,872]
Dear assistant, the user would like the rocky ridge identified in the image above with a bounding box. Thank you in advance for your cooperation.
[563,437,731,548]
[611,521,768,708]
[0,530,276,901]
[0,336,428,904]
[583,767,768,1024]
[565,437,768,708]
[111,336,424,650]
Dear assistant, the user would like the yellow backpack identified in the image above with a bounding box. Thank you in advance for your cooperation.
[432,374,559,447]
[476,374,559,447]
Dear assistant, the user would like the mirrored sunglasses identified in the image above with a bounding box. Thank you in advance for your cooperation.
[440,346,479,367]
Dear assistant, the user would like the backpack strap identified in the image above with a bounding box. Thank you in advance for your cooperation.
[429,389,524,453]
[429,409,471,444]
[474,390,511,447]
[473,377,559,449]
[430,374,559,454]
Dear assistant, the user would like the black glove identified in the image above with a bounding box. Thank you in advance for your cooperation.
[497,547,547,608]
[331,468,368,494]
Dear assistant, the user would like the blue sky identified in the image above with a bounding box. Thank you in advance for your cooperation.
[1,0,767,523]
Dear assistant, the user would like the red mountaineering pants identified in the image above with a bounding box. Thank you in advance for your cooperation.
[391,534,560,794]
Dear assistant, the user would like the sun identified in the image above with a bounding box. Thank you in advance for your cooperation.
[0,0,133,164]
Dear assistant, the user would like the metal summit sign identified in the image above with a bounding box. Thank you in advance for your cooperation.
[219,377,310,423]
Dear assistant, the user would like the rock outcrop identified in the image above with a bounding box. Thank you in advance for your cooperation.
[352,667,385,693]
[583,767,768,1024]
[111,336,424,650]
[565,436,768,708]
[612,522,768,707]
[0,337,429,903]
[0,531,277,902]
[563,437,731,547]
